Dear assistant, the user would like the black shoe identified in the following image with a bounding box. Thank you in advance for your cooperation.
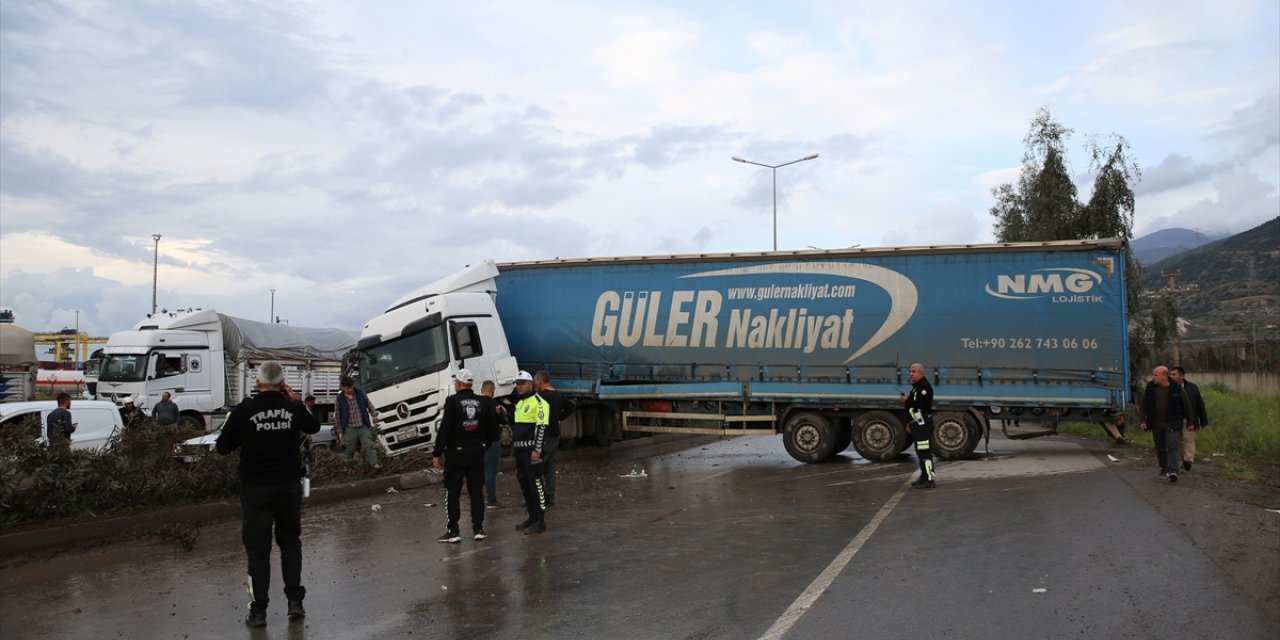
[1168,472,1178,483]
[437,530,461,543]
[473,527,487,541]
[1158,471,1169,479]
[524,520,547,535]
[287,600,305,619]
[911,478,935,490]
[245,608,267,628]
[1182,460,1192,471]
[515,518,534,531]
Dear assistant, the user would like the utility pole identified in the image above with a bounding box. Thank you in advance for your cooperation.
[1161,270,1182,364]
[151,234,162,315]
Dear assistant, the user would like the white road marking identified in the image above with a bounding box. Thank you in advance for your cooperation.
[757,475,914,640]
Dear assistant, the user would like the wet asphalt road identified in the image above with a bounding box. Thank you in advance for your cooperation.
[1,435,1276,640]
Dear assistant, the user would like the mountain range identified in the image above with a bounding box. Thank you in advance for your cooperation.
[1135,217,1279,342]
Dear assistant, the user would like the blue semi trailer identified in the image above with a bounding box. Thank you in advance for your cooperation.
[352,238,1129,463]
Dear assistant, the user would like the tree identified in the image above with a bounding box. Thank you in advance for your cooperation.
[989,107,1165,386]
[990,108,1079,243]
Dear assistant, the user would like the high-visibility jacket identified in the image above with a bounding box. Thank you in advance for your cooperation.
[511,391,550,453]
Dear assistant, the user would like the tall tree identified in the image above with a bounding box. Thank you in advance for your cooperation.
[991,108,1079,243]
[989,108,1165,388]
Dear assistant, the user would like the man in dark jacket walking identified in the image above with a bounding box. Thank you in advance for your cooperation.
[216,361,320,628]
[432,369,498,542]
[1170,365,1209,471]
[1140,365,1193,483]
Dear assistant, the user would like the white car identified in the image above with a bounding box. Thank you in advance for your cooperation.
[0,400,125,451]
[174,425,340,464]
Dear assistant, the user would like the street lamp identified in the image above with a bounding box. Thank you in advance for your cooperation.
[270,289,277,323]
[731,153,819,251]
[151,234,162,315]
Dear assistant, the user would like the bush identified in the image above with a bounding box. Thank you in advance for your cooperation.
[0,416,433,527]
[0,416,240,526]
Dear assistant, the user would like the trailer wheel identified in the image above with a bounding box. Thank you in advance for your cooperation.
[782,412,836,463]
[852,411,906,462]
[933,411,979,460]
[594,408,617,447]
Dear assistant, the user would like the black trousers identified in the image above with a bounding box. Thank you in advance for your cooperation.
[911,419,935,481]
[444,446,487,532]
[240,480,305,611]
[515,449,546,521]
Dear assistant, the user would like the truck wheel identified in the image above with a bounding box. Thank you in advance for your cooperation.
[852,411,906,462]
[782,412,836,463]
[594,409,617,447]
[178,414,205,432]
[933,411,979,460]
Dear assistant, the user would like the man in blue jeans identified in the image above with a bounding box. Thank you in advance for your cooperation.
[480,380,508,507]
[336,377,381,470]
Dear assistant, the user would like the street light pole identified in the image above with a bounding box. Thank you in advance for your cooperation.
[731,153,819,251]
[151,234,162,315]
[270,289,277,323]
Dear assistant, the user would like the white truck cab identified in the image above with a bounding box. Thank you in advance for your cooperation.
[354,260,518,455]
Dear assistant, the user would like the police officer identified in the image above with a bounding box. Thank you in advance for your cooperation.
[510,370,551,534]
[901,362,936,489]
[216,361,320,628]
[432,369,498,543]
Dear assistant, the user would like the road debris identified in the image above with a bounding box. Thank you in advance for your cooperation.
[371,504,382,512]
[620,468,648,478]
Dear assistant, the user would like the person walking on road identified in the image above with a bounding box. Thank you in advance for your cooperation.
[901,363,936,489]
[1140,365,1193,483]
[216,361,320,628]
[534,370,574,507]
[1170,365,1209,472]
[432,369,498,543]
[152,391,180,430]
[480,380,508,508]
[336,377,381,470]
[511,371,551,534]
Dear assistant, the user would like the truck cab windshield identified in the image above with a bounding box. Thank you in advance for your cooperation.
[99,354,147,382]
[358,327,449,392]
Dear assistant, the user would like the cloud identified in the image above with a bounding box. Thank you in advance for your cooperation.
[1136,153,1230,195]
[1138,170,1279,236]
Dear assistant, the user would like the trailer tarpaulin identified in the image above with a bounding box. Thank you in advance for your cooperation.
[218,315,357,363]
[0,324,38,366]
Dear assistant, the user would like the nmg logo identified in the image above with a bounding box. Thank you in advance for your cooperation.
[985,268,1103,302]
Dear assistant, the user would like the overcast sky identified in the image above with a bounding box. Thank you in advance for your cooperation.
[2,0,1277,339]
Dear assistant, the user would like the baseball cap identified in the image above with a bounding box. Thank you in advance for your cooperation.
[122,396,134,404]
[454,369,475,384]
[515,370,534,382]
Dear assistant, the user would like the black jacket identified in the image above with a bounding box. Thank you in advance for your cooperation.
[216,390,320,485]
[1141,381,1193,431]
[434,388,498,456]
[1183,380,1209,428]
[904,378,934,425]
[536,388,576,440]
